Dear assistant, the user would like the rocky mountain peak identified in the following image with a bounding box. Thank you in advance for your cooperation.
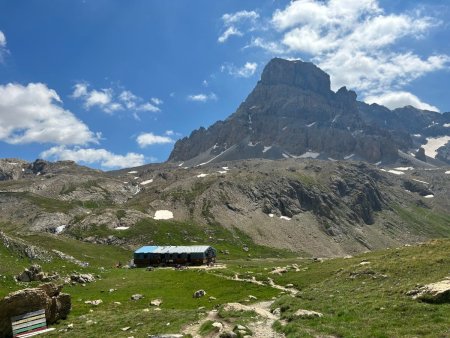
[169,58,450,166]
[259,58,332,97]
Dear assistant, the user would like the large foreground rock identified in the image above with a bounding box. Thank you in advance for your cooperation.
[0,283,71,337]
[408,278,450,303]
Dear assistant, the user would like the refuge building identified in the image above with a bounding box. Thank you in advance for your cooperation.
[133,245,217,267]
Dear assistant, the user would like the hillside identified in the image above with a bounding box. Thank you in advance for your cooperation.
[1,157,449,258]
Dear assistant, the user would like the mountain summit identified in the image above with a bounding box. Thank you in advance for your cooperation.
[169,58,450,166]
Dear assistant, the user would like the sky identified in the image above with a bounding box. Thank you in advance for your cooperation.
[1,0,450,169]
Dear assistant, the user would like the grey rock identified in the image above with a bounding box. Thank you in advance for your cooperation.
[408,278,450,303]
[0,283,71,337]
[131,294,144,301]
[70,273,95,284]
[294,309,324,318]
[193,289,206,298]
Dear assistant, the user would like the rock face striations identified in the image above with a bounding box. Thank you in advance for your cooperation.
[169,58,450,166]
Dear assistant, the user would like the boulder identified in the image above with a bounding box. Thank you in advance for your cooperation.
[408,278,450,303]
[294,309,323,319]
[131,294,144,301]
[0,283,71,337]
[193,290,206,298]
[219,332,238,338]
[150,299,162,307]
[212,321,223,331]
[70,273,95,284]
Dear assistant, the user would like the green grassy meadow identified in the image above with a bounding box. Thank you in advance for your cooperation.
[1,229,449,337]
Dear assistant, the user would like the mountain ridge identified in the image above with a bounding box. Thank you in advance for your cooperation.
[169,58,450,166]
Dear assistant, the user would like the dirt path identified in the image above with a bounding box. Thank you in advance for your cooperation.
[183,271,297,337]
[183,300,284,338]
[212,272,299,295]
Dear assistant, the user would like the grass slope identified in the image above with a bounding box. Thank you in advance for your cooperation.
[0,231,449,337]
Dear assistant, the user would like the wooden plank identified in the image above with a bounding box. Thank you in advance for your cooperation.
[11,309,45,322]
[16,327,54,338]
[13,323,47,336]
[12,314,46,327]
[12,317,46,331]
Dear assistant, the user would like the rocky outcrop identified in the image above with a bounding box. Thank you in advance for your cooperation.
[0,159,27,181]
[0,231,52,261]
[408,278,450,303]
[16,265,59,283]
[0,283,71,337]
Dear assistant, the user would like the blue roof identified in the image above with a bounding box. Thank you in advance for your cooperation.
[135,246,159,254]
[134,245,215,254]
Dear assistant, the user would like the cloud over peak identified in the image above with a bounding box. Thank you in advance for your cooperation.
[222,62,258,78]
[365,91,439,112]
[235,0,449,111]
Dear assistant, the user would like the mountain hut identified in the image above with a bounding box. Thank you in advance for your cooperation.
[133,245,216,267]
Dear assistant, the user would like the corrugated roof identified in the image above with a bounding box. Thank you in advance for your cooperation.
[134,245,213,254]
[153,246,211,254]
[135,246,159,254]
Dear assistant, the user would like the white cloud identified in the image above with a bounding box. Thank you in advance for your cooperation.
[365,91,439,111]
[247,0,450,98]
[0,30,8,61]
[41,146,146,169]
[118,90,138,109]
[136,102,160,112]
[0,83,97,145]
[72,83,121,113]
[245,37,286,54]
[218,26,243,43]
[0,31,5,47]
[218,10,259,44]
[151,97,163,105]
[72,83,161,115]
[187,93,218,102]
[223,62,258,78]
[136,132,175,148]
[222,10,259,25]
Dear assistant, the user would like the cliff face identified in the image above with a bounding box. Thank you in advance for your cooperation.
[169,58,416,165]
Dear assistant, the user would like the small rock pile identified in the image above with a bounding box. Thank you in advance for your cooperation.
[70,273,95,284]
[16,264,59,283]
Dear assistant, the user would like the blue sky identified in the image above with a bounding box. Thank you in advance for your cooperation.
[1,0,449,169]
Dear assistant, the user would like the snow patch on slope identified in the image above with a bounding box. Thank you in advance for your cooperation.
[140,179,153,185]
[263,146,272,153]
[298,152,320,159]
[154,210,174,220]
[423,136,450,158]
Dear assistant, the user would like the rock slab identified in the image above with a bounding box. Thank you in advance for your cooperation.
[0,283,71,337]
[408,278,450,303]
